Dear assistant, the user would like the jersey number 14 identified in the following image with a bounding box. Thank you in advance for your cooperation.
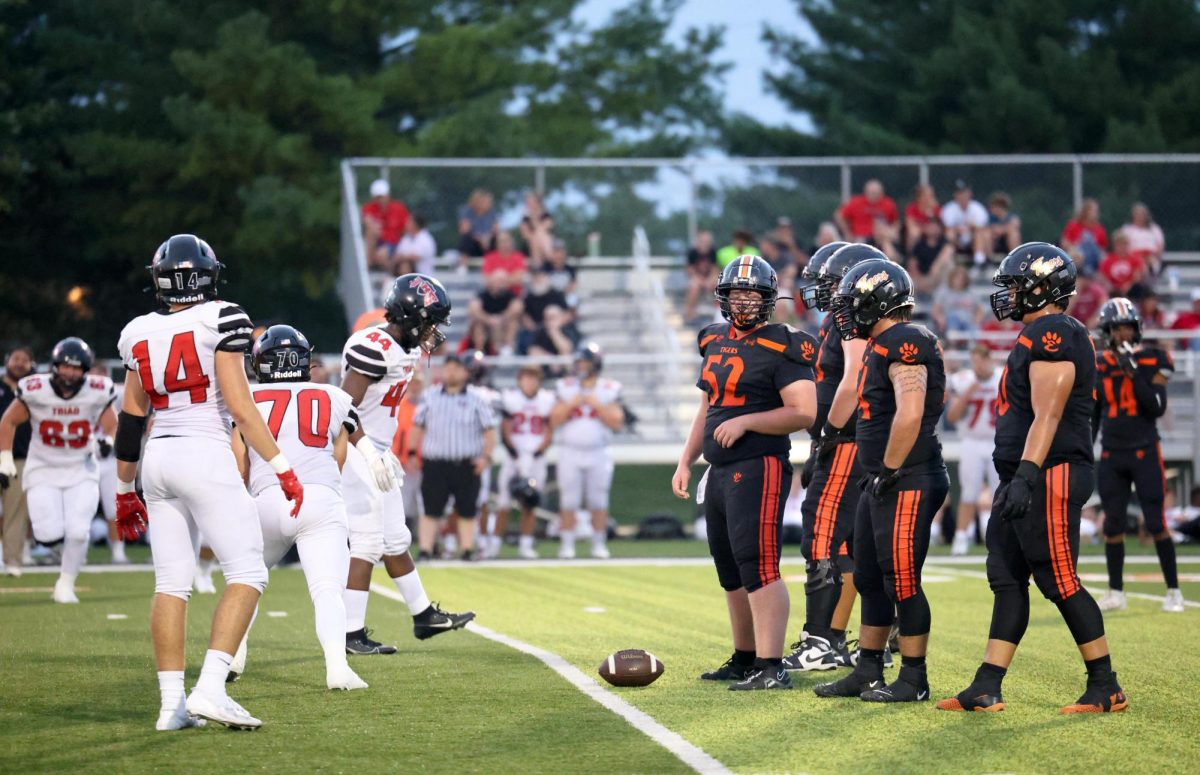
[131,333,210,409]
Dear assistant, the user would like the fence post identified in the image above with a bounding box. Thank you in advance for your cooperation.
[535,162,545,197]
[919,159,929,185]
[840,162,851,202]
[686,161,698,244]
[1072,158,1083,210]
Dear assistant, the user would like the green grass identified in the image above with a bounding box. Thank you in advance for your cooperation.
[2,556,1197,774]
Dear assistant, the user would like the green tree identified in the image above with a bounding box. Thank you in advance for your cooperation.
[0,0,724,354]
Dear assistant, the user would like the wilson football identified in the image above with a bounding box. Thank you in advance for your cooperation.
[598,649,664,687]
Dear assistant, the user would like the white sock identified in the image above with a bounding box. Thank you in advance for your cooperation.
[591,533,607,552]
[61,535,87,578]
[313,587,347,656]
[519,535,534,552]
[560,531,575,554]
[393,570,431,617]
[954,529,969,540]
[343,588,369,632]
[158,670,185,711]
[111,539,126,562]
[443,534,458,554]
[58,570,78,587]
[194,649,233,697]
[198,557,213,575]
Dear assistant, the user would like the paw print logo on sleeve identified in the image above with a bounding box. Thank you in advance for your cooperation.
[899,342,919,363]
[1041,331,1062,352]
[801,340,816,361]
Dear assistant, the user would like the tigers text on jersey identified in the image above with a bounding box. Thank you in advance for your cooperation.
[340,325,419,449]
[696,322,817,466]
[118,300,254,445]
[993,313,1096,472]
[555,376,623,449]
[948,367,1002,441]
[245,382,358,497]
[18,374,115,489]
[813,315,854,437]
[501,387,556,456]
[1095,345,1173,450]
[854,322,945,474]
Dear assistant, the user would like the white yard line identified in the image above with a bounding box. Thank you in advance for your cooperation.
[935,565,1200,609]
[370,583,733,775]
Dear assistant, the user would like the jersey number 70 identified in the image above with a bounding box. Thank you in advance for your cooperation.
[254,389,332,449]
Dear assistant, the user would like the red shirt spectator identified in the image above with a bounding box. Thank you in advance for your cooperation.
[1061,198,1107,252]
[1170,290,1200,349]
[979,318,1020,352]
[1099,248,1145,295]
[1069,272,1108,327]
[482,231,528,295]
[837,180,898,239]
[361,179,409,245]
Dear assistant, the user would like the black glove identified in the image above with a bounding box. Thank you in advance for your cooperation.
[1115,347,1137,376]
[816,422,846,465]
[97,437,113,459]
[995,460,1040,521]
[862,467,901,499]
[532,447,545,459]
[0,473,8,490]
[800,453,817,489]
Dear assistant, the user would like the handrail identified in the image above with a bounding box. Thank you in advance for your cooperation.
[346,153,1200,168]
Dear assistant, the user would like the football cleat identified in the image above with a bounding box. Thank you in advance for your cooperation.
[326,663,369,691]
[814,671,885,698]
[590,545,611,560]
[951,532,970,557]
[861,665,929,703]
[1060,675,1129,714]
[1163,588,1185,613]
[937,690,1005,712]
[52,577,79,604]
[558,545,576,560]
[345,628,397,655]
[729,666,792,691]
[1098,589,1126,611]
[185,691,261,730]
[517,545,539,560]
[156,696,206,731]
[782,633,837,672]
[413,603,475,640]
[193,570,217,595]
[832,637,856,668]
[699,655,754,681]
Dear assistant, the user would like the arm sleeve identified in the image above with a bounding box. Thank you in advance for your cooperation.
[215,304,254,353]
[344,338,388,379]
[1129,369,1167,418]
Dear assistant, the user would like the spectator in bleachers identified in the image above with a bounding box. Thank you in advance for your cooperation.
[1068,266,1108,328]
[809,221,843,253]
[361,178,410,271]
[716,228,759,268]
[468,270,524,354]
[978,316,1021,352]
[1130,284,1166,330]
[482,231,529,296]
[457,319,499,357]
[683,229,717,322]
[907,217,955,296]
[931,265,983,339]
[985,191,1022,258]
[519,269,572,353]
[519,192,556,266]
[1061,197,1108,274]
[1122,202,1165,277]
[941,180,990,267]
[904,183,941,252]
[1169,289,1200,351]
[393,214,437,276]
[458,188,499,257]
[544,239,579,305]
[526,306,577,367]
[758,237,798,315]
[769,216,807,267]
[834,178,898,249]
[1099,230,1147,296]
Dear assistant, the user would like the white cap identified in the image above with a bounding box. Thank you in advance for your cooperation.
[370,179,390,197]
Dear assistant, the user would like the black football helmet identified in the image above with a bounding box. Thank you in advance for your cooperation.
[1097,297,1142,348]
[50,337,94,392]
[464,349,491,386]
[830,259,915,341]
[574,341,603,377]
[508,475,541,510]
[814,243,888,311]
[799,241,849,310]
[149,234,223,305]
[252,325,312,383]
[715,255,778,329]
[385,274,452,353]
[990,242,1076,321]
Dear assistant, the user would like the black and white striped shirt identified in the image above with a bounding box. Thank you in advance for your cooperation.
[414,384,498,461]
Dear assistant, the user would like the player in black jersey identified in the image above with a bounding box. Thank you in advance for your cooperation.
[1093,298,1183,613]
[673,255,817,691]
[785,243,881,674]
[939,242,1127,715]
[813,258,949,704]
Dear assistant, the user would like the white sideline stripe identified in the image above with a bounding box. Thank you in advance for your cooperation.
[369,583,733,775]
[936,566,1200,609]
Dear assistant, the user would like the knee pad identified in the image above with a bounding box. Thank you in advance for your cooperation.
[805,559,838,594]
[1056,591,1106,645]
[382,519,412,556]
[895,589,931,637]
[987,587,1030,643]
[858,586,894,628]
[222,556,269,593]
[1102,512,1127,538]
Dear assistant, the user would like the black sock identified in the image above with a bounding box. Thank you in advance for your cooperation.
[857,647,885,679]
[901,655,926,669]
[733,649,756,666]
[755,657,783,669]
[1155,537,1179,589]
[829,628,846,645]
[1105,540,1125,591]
[974,661,1007,690]
[1085,654,1113,685]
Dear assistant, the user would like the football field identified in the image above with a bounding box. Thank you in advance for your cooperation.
[2,547,1198,775]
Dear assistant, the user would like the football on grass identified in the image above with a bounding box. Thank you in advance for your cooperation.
[598,649,664,687]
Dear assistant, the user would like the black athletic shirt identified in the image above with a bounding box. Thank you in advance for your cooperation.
[1095,345,1173,450]
[813,315,857,439]
[993,313,1096,475]
[854,322,946,474]
[696,322,816,466]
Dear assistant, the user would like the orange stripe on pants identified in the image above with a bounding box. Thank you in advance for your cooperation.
[814,444,854,560]
[759,457,781,587]
[891,490,921,600]
[1046,464,1079,599]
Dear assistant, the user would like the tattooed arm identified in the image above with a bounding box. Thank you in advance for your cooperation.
[882,362,928,469]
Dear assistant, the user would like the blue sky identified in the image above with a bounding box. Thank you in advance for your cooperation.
[574,0,812,130]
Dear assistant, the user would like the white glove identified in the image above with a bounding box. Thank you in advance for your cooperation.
[0,450,15,479]
[356,437,400,493]
[384,450,405,489]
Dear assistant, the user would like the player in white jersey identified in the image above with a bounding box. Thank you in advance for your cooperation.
[340,273,474,655]
[0,338,116,603]
[88,364,128,564]
[498,365,554,559]
[114,235,305,731]
[550,342,624,559]
[230,325,400,691]
[945,342,1002,556]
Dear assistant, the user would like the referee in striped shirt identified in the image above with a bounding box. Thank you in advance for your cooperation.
[413,354,498,560]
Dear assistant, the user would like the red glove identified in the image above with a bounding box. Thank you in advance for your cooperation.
[115,492,149,541]
[277,469,304,517]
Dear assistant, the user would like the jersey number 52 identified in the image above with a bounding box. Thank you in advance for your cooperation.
[701,355,746,407]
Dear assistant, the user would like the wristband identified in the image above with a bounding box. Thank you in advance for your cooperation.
[1015,459,1041,483]
[116,479,136,495]
[268,454,292,475]
[0,450,12,468]
[354,436,380,461]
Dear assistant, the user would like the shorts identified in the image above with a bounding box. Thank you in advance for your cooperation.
[497,454,548,510]
[800,442,862,562]
[556,448,613,511]
[479,290,516,316]
[958,437,1001,504]
[704,455,792,593]
[422,459,482,519]
[1098,443,1166,535]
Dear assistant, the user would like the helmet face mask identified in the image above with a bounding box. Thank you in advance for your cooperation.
[716,255,778,330]
[252,325,312,383]
[50,337,94,392]
[799,241,849,311]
